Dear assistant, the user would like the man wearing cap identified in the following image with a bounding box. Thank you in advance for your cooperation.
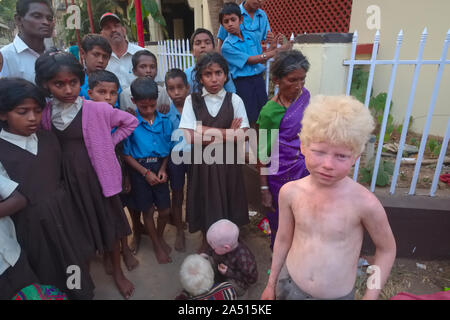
[100,12,145,89]
[0,0,55,83]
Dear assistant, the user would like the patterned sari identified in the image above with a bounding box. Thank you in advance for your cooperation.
[257,88,310,248]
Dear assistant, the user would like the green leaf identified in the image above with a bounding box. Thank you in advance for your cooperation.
[142,0,159,16]
[361,168,372,184]
[383,161,394,175]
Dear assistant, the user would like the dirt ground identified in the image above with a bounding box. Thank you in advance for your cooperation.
[90,211,450,300]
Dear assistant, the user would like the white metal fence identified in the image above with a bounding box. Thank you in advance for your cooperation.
[157,39,273,94]
[157,32,450,197]
[344,29,450,196]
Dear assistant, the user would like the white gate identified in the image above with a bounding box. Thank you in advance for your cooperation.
[344,29,450,196]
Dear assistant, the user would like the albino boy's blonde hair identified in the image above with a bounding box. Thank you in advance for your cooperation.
[179,254,214,296]
[300,95,375,155]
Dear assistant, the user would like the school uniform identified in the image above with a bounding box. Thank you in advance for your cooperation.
[221,30,268,123]
[217,1,271,45]
[166,103,191,191]
[0,129,95,300]
[184,66,236,94]
[179,88,250,233]
[123,110,173,211]
[41,98,137,255]
[0,171,38,300]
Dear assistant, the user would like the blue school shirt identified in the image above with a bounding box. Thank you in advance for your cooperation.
[122,110,173,159]
[79,73,122,109]
[184,66,236,94]
[166,103,191,153]
[221,30,266,79]
[217,2,271,44]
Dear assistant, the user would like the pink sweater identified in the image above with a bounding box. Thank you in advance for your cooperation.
[41,99,138,197]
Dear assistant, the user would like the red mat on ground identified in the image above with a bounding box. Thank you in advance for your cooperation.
[390,291,450,300]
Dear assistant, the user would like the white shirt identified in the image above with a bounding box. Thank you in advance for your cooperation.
[179,88,250,131]
[0,129,38,156]
[119,84,171,112]
[0,165,21,276]
[51,97,83,131]
[106,42,146,89]
[0,35,44,83]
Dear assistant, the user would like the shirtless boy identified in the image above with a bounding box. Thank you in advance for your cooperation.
[261,95,396,300]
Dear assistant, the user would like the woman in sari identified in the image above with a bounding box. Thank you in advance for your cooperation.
[257,50,311,249]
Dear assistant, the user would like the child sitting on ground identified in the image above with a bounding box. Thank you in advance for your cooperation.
[261,95,396,300]
[205,219,258,297]
[87,70,139,273]
[176,254,237,300]
[122,77,174,264]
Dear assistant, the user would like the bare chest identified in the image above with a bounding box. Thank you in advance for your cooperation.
[292,195,362,242]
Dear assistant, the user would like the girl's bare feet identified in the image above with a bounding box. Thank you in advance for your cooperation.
[113,270,135,299]
[122,247,139,271]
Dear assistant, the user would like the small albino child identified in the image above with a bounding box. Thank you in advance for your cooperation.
[261,95,396,300]
[176,254,237,300]
[205,219,258,297]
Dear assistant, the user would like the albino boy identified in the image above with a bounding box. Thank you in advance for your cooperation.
[261,95,396,300]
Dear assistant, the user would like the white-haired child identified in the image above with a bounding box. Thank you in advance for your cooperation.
[261,95,396,300]
[176,254,237,300]
[205,219,258,297]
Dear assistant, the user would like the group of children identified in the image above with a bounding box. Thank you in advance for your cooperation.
[0,0,397,301]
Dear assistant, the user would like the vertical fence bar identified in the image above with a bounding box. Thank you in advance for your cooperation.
[176,39,181,69]
[390,28,428,194]
[409,29,450,195]
[182,39,187,70]
[353,30,380,181]
[430,117,450,196]
[370,30,403,192]
[345,31,358,95]
[170,40,175,69]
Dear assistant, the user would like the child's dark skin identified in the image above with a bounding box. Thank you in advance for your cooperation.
[123,98,172,264]
[0,191,27,218]
[165,76,190,252]
[88,81,140,273]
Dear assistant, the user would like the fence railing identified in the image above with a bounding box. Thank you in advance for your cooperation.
[157,39,273,94]
[157,31,450,197]
[344,29,450,196]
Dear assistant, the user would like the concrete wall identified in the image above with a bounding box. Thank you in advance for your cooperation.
[293,42,351,97]
[349,0,450,137]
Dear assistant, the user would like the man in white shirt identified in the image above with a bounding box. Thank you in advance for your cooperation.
[0,0,54,83]
[100,12,146,89]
